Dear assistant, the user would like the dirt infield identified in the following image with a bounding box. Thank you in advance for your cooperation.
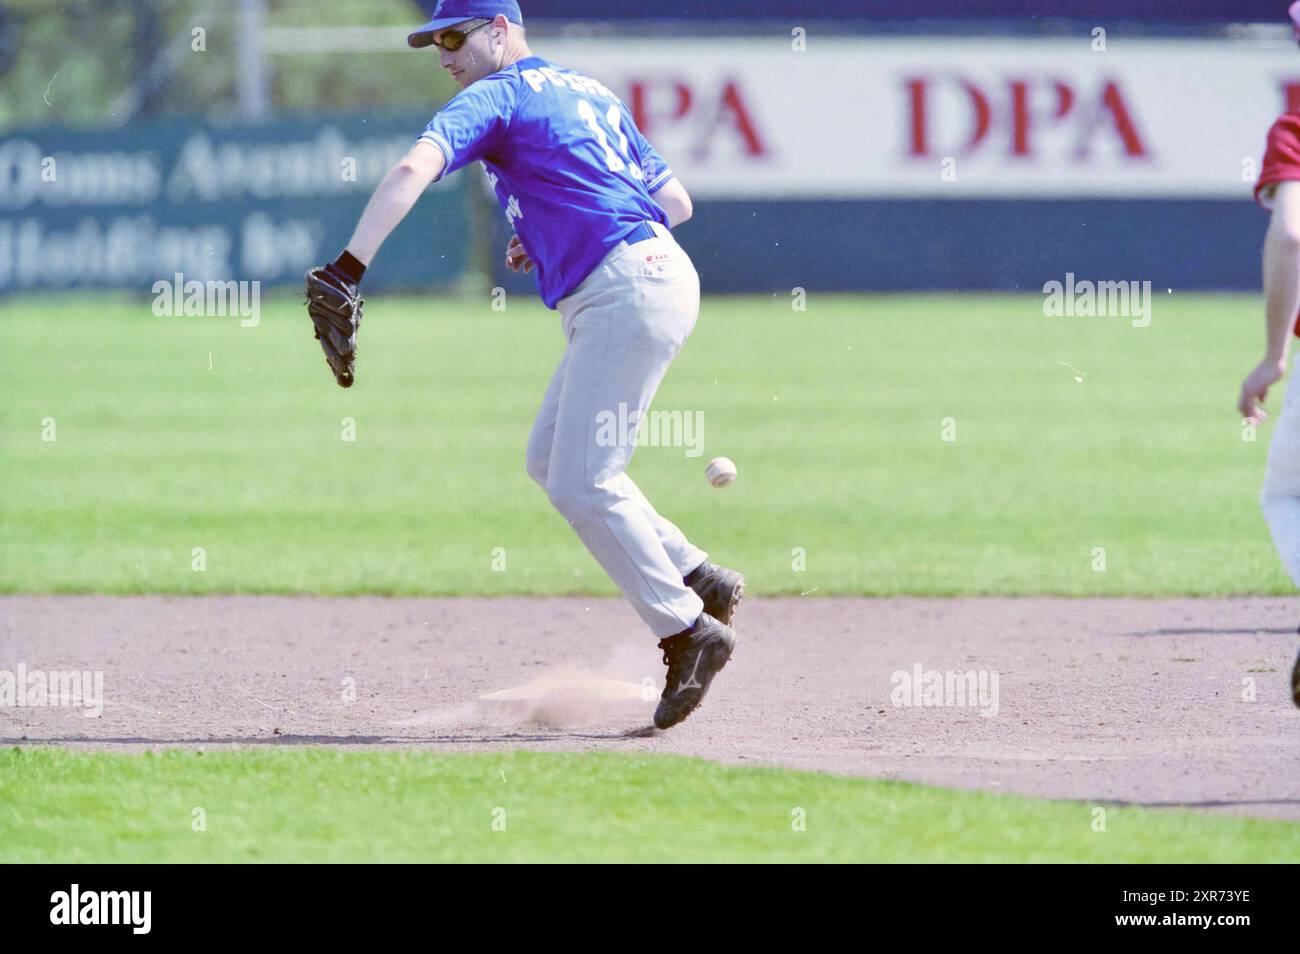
[2,595,1298,819]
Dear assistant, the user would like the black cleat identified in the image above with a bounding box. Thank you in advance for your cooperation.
[653,613,736,730]
[1292,646,1300,709]
[684,562,745,625]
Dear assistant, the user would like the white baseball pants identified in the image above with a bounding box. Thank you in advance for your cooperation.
[1262,365,1300,586]
[526,222,707,637]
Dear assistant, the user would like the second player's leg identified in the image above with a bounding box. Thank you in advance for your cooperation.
[1262,368,1300,586]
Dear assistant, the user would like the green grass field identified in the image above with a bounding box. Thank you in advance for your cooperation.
[0,291,1287,596]
[5,290,1296,864]
[3,748,1295,863]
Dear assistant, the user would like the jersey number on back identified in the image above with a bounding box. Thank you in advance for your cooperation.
[576,99,644,181]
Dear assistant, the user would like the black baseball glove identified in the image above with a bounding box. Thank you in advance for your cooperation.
[304,263,363,388]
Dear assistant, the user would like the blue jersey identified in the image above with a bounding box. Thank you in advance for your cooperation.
[418,55,674,308]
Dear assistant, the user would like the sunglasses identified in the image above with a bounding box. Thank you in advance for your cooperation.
[432,19,490,52]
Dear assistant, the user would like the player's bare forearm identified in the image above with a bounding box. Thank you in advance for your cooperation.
[652,178,693,229]
[1239,181,1300,420]
[345,141,447,265]
[1262,182,1300,363]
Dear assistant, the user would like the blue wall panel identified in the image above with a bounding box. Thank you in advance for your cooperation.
[490,199,1268,300]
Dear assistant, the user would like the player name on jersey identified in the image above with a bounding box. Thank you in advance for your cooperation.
[518,65,614,99]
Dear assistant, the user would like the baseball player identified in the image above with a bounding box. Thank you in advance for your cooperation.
[1238,3,1300,708]
[302,0,744,729]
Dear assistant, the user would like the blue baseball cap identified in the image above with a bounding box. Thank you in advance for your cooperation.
[407,0,522,49]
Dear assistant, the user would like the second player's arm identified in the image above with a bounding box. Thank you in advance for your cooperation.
[1240,180,1300,420]
[344,141,447,265]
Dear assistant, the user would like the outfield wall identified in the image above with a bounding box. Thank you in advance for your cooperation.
[422,0,1282,21]
[491,33,1286,297]
[0,115,470,295]
[3,31,1290,298]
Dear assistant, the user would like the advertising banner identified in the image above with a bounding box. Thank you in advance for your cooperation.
[0,115,470,293]
[540,36,1300,199]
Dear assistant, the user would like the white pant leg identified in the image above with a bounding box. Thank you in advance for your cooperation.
[1261,367,1300,586]
[612,475,707,577]
[525,348,569,488]
[539,226,705,637]
[526,333,708,579]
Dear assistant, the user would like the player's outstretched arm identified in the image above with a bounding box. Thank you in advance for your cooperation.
[651,178,693,229]
[300,141,445,389]
[1240,181,1300,421]
[345,141,447,265]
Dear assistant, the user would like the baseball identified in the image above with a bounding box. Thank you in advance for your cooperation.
[706,456,738,488]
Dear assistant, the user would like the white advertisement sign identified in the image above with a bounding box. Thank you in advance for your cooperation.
[542,35,1300,198]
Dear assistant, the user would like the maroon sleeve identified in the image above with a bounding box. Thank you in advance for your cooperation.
[1256,111,1300,207]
